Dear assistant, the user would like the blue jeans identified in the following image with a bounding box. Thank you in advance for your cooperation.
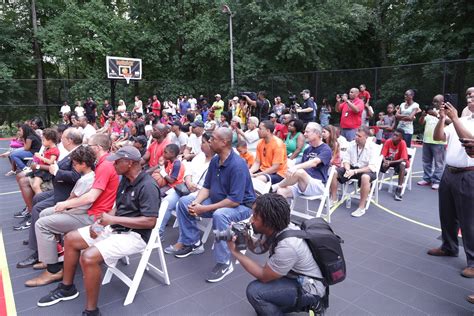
[10,149,33,170]
[422,143,445,184]
[341,128,356,142]
[403,133,413,148]
[246,277,321,315]
[176,194,252,264]
[159,190,181,237]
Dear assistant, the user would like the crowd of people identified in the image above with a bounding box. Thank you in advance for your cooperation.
[1,85,473,315]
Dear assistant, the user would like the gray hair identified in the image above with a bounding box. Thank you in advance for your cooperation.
[306,122,322,136]
[65,128,83,145]
[248,116,259,126]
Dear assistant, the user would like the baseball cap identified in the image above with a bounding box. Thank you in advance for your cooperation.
[269,113,277,118]
[300,89,310,95]
[132,135,148,147]
[191,121,205,128]
[106,146,142,162]
[215,94,221,98]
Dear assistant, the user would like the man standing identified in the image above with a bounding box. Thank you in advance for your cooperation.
[245,91,271,121]
[418,94,446,190]
[335,88,364,141]
[330,126,378,217]
[173,128,256,283]
[428,88,474,279]
[380,129,410,201]
[297,89,316,124]
[250,120,288,184]
[229,193,326,315]
[84,97,97,128]
[36,146,160,316]
[211,94,224,121]
[274,123,332,199]
[152,95,161,118]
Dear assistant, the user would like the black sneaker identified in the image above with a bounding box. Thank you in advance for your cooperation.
[82,308,101,316]
[13,207,28,218]
[206,262,234,283]
[174,241,204,258]
[13,214,31,230]
[37,283,79,307]
[394,187,403,201]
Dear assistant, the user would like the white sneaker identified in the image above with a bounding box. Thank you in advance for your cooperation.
[431,183,439,190]
[351,208,366,217]
[417,180,431,186]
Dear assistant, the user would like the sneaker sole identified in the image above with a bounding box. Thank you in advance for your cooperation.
[175,246,204,258]
[351,211,366,218]
[206,265,234,283]
[37,291,79,307]
[13,225,31,231]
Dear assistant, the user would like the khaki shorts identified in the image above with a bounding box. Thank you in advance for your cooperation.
[78,225,146,267]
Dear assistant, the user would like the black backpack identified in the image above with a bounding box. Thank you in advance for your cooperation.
[271,217,346,285]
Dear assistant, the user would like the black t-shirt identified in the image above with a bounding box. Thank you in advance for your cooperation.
[84,101,97,116]
[257,99,270,121]
[111,171,160,242]
[27,134,42,154]
[102,104,113,116]
[299,99,315,123]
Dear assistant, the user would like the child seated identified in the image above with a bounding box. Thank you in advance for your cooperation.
[153,144,185,196]
[236,140,254,168]
[30,128,60,194]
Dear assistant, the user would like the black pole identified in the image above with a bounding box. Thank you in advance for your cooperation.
[373,68,378,106]
[110,80,116,111]
[442,62,447,94]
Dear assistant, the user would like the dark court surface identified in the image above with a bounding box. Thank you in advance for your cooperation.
[0,140,472,315]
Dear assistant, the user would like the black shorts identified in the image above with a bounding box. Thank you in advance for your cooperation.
[86,114,96,124]
[336,166,376,187]
[380,161,406,175]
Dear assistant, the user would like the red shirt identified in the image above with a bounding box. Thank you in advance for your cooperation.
[40,147,60,165]
[88,153,119,219]
[340,98,364,129]
[147,138,170,167]
[165,159,185,188]
[274,124,288,140]
[359,90,371,103]
[152,100,161,116]
[381,139,410,168]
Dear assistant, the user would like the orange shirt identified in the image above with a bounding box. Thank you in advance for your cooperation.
[256,136,288,178]
[240,151,255,168]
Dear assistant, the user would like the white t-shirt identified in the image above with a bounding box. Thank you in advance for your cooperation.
[82,124,96,143]
[169,132,189,148]
[444,116,474,168]
[186,134,202,155]
[70,171,95,213]
[60,105,71,115]
[134,100,143,114]
[183,152,212,188]
[244,129,260,154]
[189,98,197,111]
[75,106,85,117]
[397,102,420,134]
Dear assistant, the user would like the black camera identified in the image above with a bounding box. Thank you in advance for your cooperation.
[214,222,251,251]
[238,92,257,101]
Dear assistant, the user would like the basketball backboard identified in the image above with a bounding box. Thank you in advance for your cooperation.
[106,56,142,84]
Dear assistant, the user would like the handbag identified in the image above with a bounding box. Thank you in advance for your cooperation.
[173,166,209,197]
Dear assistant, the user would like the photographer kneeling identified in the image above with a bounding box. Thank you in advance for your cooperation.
[228,193,326,315]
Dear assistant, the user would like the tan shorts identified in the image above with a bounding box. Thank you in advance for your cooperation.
[78,225,146,267]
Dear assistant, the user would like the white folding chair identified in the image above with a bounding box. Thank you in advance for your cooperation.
[379,147,416,196]
[290,166,336,223]
[102,200,171,306]
[342,154,384,212]
[251,178,272,196]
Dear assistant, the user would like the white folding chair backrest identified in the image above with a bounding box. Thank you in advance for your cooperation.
[290,165,336,222]
[252,178,271,196]
[102,200,171,306]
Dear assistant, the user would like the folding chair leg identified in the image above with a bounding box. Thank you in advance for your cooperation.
[102,268,113,285]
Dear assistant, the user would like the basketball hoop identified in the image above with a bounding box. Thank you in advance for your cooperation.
[123,73,132,85]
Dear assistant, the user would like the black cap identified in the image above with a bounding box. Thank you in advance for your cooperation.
[106,146,142,162]
[191,121,205,128]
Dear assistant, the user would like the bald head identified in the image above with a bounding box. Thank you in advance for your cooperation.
[349,88,360,100]
[215,127,233,144]
[433,94,444,103]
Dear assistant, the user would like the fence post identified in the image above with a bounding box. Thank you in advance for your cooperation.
[373,68,378,107]
[442,61,447,94]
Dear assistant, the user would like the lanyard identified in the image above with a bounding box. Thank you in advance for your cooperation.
[356,145,364,163]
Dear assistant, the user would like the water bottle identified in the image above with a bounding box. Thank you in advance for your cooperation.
[345,197,351,209]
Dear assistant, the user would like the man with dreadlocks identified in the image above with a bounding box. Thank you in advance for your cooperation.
[228,193,326,315]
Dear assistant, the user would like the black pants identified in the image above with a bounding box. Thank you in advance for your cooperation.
[438,168,474,267]
[28,190,55,251]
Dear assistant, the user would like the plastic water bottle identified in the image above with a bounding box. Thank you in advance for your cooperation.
[345,197,351,209]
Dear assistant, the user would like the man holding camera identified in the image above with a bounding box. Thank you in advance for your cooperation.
[297,89,316,124]
[173,127,256,283]
[428,87,474,280]
[228,193,326,315]
[335,88,365,141]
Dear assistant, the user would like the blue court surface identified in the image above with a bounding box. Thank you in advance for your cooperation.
[0,140,472,315]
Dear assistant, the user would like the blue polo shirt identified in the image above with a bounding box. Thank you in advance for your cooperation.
[203,151,256,205]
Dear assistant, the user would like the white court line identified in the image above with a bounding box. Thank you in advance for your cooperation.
[0,191,20,196]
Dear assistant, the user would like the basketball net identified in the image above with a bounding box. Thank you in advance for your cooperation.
[123,74,132,85]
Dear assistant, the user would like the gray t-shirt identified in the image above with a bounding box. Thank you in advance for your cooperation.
[268,223,326,297]
[69,171,95,214]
